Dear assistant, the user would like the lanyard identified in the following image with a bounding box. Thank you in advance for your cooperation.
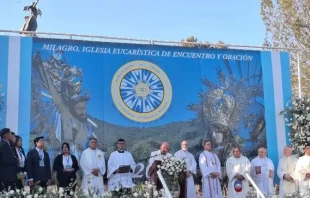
[65,155,70,164]
[38,151,44,160]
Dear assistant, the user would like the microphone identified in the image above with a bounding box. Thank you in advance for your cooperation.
[137,154,159,162]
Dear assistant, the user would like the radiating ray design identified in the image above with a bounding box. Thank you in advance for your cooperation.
[188,58,265,161]
[31,48,97,152]
[120,69,164,113]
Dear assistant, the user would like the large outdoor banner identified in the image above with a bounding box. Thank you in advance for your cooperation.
[31,38,266,165]
[0,35,292,180]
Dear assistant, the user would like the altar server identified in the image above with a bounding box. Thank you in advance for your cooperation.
[80,138,106,196]
[199,139,222,198]
[174,140,197,198]
[295,144,310,196]
[146,141,172,178]
[226,146,251,198]
[250,147,274,198]
[277,146,297,197]
[107,139,136,191]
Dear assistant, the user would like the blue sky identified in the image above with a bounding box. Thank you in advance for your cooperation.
[1,0,265,46]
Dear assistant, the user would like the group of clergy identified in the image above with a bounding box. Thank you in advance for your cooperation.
[2,125,310,198]
[201,139,310,198]
[82,139,198,197]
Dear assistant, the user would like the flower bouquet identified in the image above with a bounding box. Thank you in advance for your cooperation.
[157,156,187,197]
[107,181,164,198]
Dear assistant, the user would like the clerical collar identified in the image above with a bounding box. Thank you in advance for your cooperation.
[118,150,124,153]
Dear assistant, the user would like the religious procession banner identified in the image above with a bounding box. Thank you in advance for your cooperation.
[0,35,291,177]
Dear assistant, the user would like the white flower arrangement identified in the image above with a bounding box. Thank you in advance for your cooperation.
[104,181,164,198]
[281,97,310,156]
[157,156,187,181]
[157,156,187,196]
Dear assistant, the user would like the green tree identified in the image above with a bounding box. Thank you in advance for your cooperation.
[261,0,310,96]
[181,36,227,48]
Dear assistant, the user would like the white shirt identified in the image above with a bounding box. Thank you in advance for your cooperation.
[16,148,25,168]
[62,154,73,169]
[36,147,44,160]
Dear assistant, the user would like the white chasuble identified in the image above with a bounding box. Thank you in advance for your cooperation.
[250,157,274,198]
[107,150,136,191]
[199,151,222,198]
[174,150,197,198]
[80,148,106,196]
[277,155,298,197]
[295,155,310,196]
[225,155,251,198]
[146,150,172,178]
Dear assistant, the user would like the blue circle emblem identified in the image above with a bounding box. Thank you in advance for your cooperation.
[120,69,164,113]
[111,60,172,122]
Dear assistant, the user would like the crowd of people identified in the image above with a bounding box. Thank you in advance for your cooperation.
[0,127,309,198]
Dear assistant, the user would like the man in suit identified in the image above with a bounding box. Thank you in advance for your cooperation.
[10,132,18,158]
[0,128,19,191]
[26,136,52,189]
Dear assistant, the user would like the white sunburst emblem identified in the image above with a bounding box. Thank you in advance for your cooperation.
[111,60,172,122]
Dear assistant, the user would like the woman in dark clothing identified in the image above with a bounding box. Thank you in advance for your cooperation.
[14,136,26,189]
[53,143,79,192]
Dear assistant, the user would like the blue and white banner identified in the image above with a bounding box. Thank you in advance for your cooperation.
[0,36,32,151]
[0,35,291,175]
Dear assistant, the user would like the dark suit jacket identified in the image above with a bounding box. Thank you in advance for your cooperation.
[0,140,18,182]
[25,149,51,183]
[53,154,79,187]
[10,141,18,158]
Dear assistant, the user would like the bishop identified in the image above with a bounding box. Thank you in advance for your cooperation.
[146,142,172,178]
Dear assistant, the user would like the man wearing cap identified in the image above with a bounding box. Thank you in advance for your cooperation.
[226,146,251,198]
[25,136,52,189]
[0,128,19,191]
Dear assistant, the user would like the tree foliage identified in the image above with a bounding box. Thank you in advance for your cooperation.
[181,36,228,49]
[261,0,310,95]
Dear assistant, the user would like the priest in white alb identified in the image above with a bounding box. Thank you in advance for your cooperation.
[199,139,222,198]
[250,147,274,198]
[225,146,251,198]
[107,139,136,191]
[80,138,106,196]
[174,140,197,198]
[277,146,298,197]
[295,143,310,196]
[146,141,172,178]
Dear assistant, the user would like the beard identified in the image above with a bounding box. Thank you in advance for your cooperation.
[71,110,87,122]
